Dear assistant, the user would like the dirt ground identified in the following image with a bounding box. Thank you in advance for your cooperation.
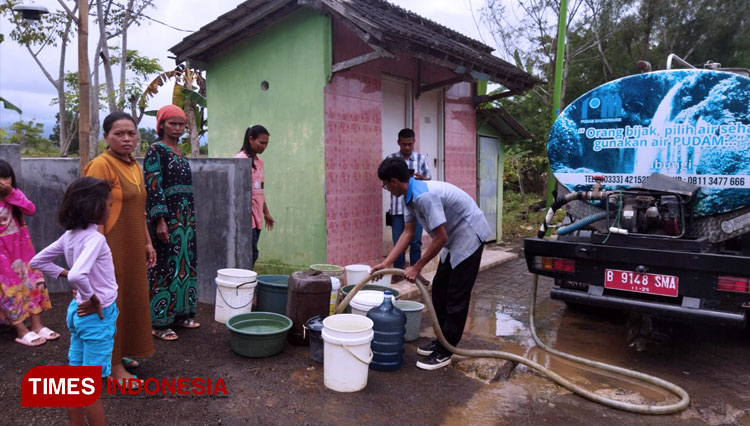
[3,249,750,425]
[1,291,492,426]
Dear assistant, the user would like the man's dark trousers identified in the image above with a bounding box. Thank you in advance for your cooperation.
[431,244,484,353]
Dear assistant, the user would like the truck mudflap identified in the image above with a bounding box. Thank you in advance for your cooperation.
[524,237,750,327]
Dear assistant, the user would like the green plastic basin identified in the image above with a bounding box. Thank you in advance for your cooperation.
[309,264,344,277]
[256,275,289,315]
[226,312,292,358]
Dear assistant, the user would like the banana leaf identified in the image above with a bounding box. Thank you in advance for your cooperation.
[0,97,22,114]
[179,87,207,108]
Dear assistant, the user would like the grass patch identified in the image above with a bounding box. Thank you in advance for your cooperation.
[502,191,547,244]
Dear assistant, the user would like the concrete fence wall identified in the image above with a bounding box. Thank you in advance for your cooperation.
[1,144,253,303]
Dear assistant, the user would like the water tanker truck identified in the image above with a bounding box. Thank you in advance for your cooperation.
[524,58,750,329]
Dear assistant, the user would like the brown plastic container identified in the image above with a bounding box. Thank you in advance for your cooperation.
[286,270,332,345]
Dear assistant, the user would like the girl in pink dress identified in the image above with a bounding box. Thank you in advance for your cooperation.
[0,159,58,346]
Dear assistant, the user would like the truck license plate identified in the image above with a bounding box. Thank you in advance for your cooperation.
[604,269,679,297]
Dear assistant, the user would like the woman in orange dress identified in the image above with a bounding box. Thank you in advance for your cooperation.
[84,112,156,382]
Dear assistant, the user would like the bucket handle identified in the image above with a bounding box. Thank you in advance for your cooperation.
[215,280,255,309]
[342,344,373,365]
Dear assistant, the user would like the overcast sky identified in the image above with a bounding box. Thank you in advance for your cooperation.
[0,0,500,136]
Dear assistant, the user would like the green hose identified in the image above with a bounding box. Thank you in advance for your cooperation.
[335,268,690,415]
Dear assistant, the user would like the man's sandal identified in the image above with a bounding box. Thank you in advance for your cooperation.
[152,328,178,341]
[175,318,200,329]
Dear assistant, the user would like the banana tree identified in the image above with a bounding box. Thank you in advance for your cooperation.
[139,63,206,157]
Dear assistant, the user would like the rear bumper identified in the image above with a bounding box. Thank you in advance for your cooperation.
[551,287,747,327]
[525,237,750,327]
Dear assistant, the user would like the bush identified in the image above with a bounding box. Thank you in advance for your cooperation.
[0,120,59,157]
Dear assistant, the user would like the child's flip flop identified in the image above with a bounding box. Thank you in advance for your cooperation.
[36,327,60,340]
[15,331,46,347]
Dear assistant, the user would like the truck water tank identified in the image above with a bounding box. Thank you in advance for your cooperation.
[547,69,750,240]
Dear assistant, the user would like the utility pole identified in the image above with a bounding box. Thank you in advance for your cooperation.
[78,0,90,173]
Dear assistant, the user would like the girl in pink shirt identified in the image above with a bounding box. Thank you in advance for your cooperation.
[0,159,58,347]
[31,177,118,426]
[235,125,275,268]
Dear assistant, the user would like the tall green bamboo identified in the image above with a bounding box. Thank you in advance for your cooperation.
[546,0,568,209]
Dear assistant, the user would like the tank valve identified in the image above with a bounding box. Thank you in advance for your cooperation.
[592,175,605,199]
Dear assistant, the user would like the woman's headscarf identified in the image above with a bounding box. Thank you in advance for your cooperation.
[156,105,187,138]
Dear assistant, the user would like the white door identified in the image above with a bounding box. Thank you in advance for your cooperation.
[381,77,412,248]
[478,136,499,241]
[418,89,444,181]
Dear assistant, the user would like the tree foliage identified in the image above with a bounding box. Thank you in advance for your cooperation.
[0,0,157,157]
[0,120,57,156]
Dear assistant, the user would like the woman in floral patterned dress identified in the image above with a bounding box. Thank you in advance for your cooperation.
[144,105,198,341]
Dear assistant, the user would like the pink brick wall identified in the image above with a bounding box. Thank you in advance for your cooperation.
[324,18,479,266]
[324,71,384,266]
[445,82,477,199]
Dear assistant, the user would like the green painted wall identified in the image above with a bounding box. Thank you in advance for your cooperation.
[207,10,332,273]
[477,123,505,241]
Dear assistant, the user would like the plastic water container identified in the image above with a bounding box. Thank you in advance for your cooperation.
[304,315,325,363]
[393,300,425,342]
[329,277,341,316]
[214,269,258,323]
[367,291,406,371]
[256,275,289,315]
[345,264,392,287]
[344,264,370,287]
[322,314,374,392]
[350,290,385,316]
[374,273,392,287]
[309,264,344,279]
[286,270,331,345]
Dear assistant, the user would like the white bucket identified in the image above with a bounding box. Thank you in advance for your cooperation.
[377,273,392,287]
[349,290,385,316]
[344,264,370,287]
[329,277,341,316]
[344,264,393,287]
[217,268,257,284]
[393,300,425,342]
[214,269,258,323]
[322,314,374,392]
